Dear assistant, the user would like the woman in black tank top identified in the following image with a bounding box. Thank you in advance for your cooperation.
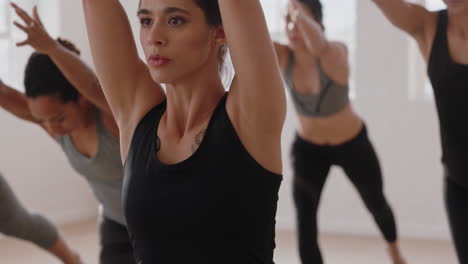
[83,0,286,263]
[373,1,468,263]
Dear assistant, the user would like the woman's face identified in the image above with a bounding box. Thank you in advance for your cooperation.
[285,4,305,50]
[138,0,224,84]
[285,3,323,50]
[444,0,468,14]
[28,95,86,135]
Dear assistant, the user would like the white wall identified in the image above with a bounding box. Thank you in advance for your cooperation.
[1,0,451,241]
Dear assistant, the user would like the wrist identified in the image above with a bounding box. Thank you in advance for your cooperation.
[43,38,60,55]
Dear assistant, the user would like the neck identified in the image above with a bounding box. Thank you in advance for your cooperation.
[79,104,96,129]
[163,65,225,137]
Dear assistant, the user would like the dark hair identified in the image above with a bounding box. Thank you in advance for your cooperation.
[193,0,222,26]
[193,0,225,73]
[24,38,81,103]
[299,0,323,24]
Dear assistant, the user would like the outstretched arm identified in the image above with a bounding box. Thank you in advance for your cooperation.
[0,79,37,123]
[11,3,114,119]
[371,0,432,38]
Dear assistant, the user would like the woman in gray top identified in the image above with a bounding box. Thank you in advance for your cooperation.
[0,171,82,264]
[273,0,405,263]
[0,4,134,264]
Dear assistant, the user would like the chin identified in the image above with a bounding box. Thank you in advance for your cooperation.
[149,66,186,84]
[149,65,198,85]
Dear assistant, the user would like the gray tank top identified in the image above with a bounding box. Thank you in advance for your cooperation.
[57,109,125,226]
[284,51,349,117]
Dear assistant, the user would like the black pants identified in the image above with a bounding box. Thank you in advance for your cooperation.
[445,176,468,264]
[292,126,397,264]
[99,217,135,264]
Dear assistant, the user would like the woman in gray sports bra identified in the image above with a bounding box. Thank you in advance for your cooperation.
[0,4,135,264]
[274,0,405,263]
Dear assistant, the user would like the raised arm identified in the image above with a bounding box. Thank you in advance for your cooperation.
[290,0,349,85]
[220,0,286,173]
[371,0,432,38]
[0,79,37,123]
[220,0,286,132]
[11,3,113,118]
[81,0,164,128]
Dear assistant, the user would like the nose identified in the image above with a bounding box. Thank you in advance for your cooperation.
[146,22,168,47]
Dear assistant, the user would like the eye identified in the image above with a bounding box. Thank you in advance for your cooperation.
[140,17,152,27]
[168,16,185,26]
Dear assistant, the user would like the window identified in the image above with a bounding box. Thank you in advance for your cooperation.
[0,1,11,82]
[1,0,59,90]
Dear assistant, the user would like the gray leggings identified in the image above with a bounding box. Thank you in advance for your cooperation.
[0,172,59,249]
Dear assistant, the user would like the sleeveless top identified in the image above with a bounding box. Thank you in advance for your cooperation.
[57,108,125,225]
[284,51,349,117]
[123,93,282,264]
[428,10,468,188]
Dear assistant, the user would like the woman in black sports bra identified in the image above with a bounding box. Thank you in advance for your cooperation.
[373,0,468,263]
[273,1,405,263]
[82,0,286,263]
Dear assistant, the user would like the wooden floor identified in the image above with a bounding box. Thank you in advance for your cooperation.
[0,218,458,264]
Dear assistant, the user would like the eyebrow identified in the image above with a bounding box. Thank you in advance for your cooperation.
[137,7,191,16]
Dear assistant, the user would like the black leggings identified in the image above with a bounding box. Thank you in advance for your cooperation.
[445,176,468,264]
[99,217,135,264]
[292,126,397,264]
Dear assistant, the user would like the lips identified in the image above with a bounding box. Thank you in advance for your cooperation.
[148,55,172,67]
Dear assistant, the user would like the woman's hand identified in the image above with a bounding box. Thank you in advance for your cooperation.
[287,0,327,56]
[11,3,57,54]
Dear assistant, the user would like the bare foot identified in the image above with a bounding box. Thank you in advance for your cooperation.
[391,255,407,264]
[388,242,407,264]
[66,251,84,264]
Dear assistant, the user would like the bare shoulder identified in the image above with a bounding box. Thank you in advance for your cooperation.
[419,10,440,60]
[320,41,350,86]
[273,42,290,72]
[330,41,348,53]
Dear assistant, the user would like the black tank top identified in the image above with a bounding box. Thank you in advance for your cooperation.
[123,93,282,264]
[428,10,468,188]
